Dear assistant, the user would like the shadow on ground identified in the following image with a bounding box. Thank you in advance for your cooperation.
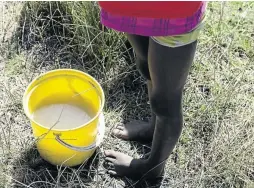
[11,144,102,187]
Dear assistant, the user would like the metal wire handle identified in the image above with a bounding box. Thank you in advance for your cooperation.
[54,133,97,152]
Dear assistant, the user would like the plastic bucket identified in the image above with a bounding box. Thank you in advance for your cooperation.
[23,69,105,167]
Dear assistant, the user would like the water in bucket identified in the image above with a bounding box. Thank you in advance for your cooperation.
[32,104,92,130]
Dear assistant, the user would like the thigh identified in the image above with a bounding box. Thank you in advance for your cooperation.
[148,39,197,94]
[127,34,149,61]
[148,39,197,116]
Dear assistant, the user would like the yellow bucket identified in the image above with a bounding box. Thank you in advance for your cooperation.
[23,69,105,167]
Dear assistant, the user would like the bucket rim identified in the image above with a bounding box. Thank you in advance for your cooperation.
[22,68,105,132]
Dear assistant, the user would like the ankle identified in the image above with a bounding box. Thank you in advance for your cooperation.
[143,158,166,172]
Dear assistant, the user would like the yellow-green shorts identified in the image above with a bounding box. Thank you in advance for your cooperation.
[151,15,206,48]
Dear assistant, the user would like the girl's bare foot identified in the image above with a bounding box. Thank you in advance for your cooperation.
[112,120,154,142]
[105,150,164,179]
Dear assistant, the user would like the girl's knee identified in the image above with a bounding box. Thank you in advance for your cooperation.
[150,91,182,117]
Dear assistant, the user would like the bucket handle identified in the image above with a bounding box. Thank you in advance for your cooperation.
[55,134,96,152]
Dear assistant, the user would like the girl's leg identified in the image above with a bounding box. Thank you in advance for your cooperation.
[113,34,155,142]
[105,39,197,179]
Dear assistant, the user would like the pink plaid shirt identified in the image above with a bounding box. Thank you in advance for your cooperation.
[100,2,206,37]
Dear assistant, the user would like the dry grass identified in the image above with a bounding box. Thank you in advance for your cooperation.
[0,1,254,188]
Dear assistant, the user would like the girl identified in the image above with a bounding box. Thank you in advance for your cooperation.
[99,1,206,179]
